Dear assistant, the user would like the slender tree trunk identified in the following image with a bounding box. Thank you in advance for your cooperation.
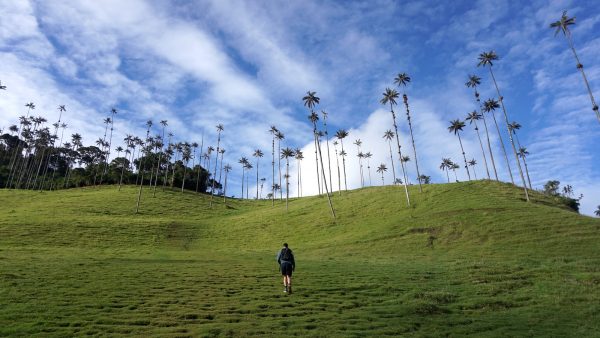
[241,167,244,199]
[181,164,187,192]
[565,31,600,122]
[223,171,228,203]
[490,110,513,183]
[285,159,289,211]
[387,140,397,184]
[256,158,259,199]
[119,158,126,191]
[271,137,275,206]
[472,165,478,179]
[472,120,490,179]
[489,68,529,201]
[403,94,423,192]
[445,168,450,183]
[453,169,458,181]
[334,146,341,196]
[313,133,321,195]
[522,156,533,190]
[313,127,336,218]
[210,132,222,207]
[340,139,348,191]
[381,172,385,185]
[389,105,411,206]
[278,139,282,200]
[323,118,333,195]
[456,133,471,180]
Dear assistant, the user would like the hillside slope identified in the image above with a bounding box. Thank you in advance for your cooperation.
[1,181,599,336]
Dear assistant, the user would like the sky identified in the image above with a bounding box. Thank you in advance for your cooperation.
[1,0,599,216]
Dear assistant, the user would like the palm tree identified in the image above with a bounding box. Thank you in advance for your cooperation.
[354,139,364,187]
[303,90,335,218]
[440,158,453,183]
[468,159,478,179]
[135,121,152,213]
[376,163,388,185]
[181,143,192,192]
[508,121,531,188]
[451,163,460,181]
[206,146,214,191]
[551,11,599,122]
[295,149,304,197]
[281,147,295,211]
[253,149,264,199]
[269,126,278,205]
[418,175,430,184]
[210,124,224,206]
[595,205,600,217]
[448,119,471,180]
[260,177,266,199]
[100,108,117,185]
[332,141,342,195]
[335,129,349,191]
[466,111,490,179]
[394,72,423,192]
[483,98,513,183]
[195,131,203,193]
[218,148,225,192]
[380,87,411,206]
[238,157,248,199]
[275,130,284,200]
[518,147,533,190]
[308,112,322,195]
[321,110,333,195]
[154,119,168,196]
[244,162,253,199]
[400,155,410,184]
[364,152,373,186]
[223,164,232,203]
[466,74,498,180]
[478,51,529,201]
[383,130,397,184]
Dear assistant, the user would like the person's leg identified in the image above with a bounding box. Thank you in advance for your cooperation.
[286,275,292,293]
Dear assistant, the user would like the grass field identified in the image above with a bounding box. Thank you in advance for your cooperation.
[1,181,599,336]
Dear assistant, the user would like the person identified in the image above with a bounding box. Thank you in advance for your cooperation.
[276,243,295,294]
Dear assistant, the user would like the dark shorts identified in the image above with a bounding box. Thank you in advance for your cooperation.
[280,261,293,276]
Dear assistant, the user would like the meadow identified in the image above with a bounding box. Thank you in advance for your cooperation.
[1,181,599,337]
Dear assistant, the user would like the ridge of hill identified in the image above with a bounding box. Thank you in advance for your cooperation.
[1,181,599,336]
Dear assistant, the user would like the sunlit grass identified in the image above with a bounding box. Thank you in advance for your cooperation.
[1,181,599,336]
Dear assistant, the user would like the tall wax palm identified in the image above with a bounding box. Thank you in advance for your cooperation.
[335,129,349,191]
[7,103,36,188]
[551,11,599,122]
[508,121,532,189]
[451,163,460,181]
[206,146,214,191]
[401,155,410,184]
[440,158,453,183]
[41,105,66,190]
[466,111,490,179]
[308,112,322,195]
[468,159,478,179]
[478,51,529,201]
[260,177,266,198]
[218,148,225,192]
[163,133,174,191]
[269,126,278,205]
[238,157,248,199]
[483,98,513,183]
[154,120,168,196]
[303,90,335,218]
[100,108,117,185]
[295,149,304,197]
[448,119,471,180]
[97,116,111,185]
[364,151,373,186]
[135,121,152,213]
[210,124,224,206]
[383,130,397,184]
[466,74,498,180]
[333,141,342,195]
[380,87,410,206]
[281,147,295,211]
[253,149,264,199]
[244,162,253,199]
[321,110,333,194]
[354,139,364,187]
[394,72,423,192]
[181,143,192,192]
[275,130,284,200]
[518,147,533,190]
[223,164,232,203]
[377,163,388,185]
[195,131,203,193]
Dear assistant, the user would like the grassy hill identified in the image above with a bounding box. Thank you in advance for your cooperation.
[1,181,599,337]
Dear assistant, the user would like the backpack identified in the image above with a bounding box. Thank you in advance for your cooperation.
[281,248,292,261]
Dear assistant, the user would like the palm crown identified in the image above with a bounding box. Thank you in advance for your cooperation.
[465,74,481,88]
[393,73,411,87]
[302,91,320,110]
[477,51,499,67]
[550,10,575,36]
[448,119,466,134]
[380,87,399,106]
[483,98,500,113]
[466,111,481,123]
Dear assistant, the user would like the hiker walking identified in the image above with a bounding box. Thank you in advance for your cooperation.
[276,243,295,294]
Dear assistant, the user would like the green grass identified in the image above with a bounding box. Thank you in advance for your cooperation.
[1,181,599,336]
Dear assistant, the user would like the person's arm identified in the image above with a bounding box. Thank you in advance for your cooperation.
[291,252,295,270]
[276,250,281,264]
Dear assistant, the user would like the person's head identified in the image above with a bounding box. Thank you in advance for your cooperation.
[283,243,288,248]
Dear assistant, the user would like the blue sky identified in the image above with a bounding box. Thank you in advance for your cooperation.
[1,0,599,215]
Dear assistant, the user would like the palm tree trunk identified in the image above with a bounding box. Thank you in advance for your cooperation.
[278,139,282,200]
[313,133,321,195]
[340,140,348,191]
[323,120,333,195]
[490,110,513,183]
[334,147,341,196]
[456,133,471,180]
[565,32,600,122]
[210,133,221,207]
[271,137,275,206]
[489,67,529,201]
[387,140,397,184]
[480,112,498,181]
[389,105,411,206]
[381,172,385,185]
[445,168,450,183]
[453,169,458,182]
[241,167,244,199]
[181,165,187,192]
[285,159,289,211]
[314,130,336,218]
[256,158,259,200]
[522,156,533,190]
[223,171,228,203]
[472,120,490,179]
[403,94,423,192]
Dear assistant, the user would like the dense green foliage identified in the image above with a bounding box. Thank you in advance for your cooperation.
[1,181,599,336]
